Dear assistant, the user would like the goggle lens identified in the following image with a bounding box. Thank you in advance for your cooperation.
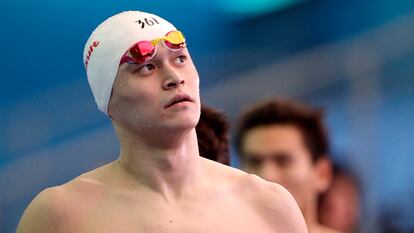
[120,31,186,65]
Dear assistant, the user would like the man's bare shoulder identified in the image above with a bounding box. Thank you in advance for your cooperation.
[230,171,294,207]
[202,158,297,201]
[16,165,111,233]
[16,185,74,233]
[313,224,343,233]
[238,174,308,232]
[202,160,307,232]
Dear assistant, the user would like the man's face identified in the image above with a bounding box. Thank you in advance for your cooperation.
[108,45,201,134]
[241,124,328,210]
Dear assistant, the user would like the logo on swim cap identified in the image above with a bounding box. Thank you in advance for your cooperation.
[84,41,100,69]
[135,17,160,29]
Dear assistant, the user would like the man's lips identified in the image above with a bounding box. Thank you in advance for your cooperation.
[164,93,193,108]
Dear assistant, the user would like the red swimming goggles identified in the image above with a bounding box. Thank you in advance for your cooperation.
[120,31,186,65]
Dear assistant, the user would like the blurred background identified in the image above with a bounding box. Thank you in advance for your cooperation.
[1,0,414,232]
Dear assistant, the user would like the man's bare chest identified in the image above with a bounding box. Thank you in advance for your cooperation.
[68,197,274,233]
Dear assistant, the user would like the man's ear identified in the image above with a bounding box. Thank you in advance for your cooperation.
[314,157,333,193]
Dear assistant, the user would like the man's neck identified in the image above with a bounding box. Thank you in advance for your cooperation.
[302,198,334,233]
[115,128,202,202]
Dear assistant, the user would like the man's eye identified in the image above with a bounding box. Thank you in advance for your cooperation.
[140,64,155,71]
[132,64,156,75]
[273,153,292,167]
[245,157,262,168]
[175,55,187,64]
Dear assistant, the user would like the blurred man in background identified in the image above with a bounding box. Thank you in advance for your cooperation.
[319,164,361,233]
[196,105,230,165]
[235,99,340,233]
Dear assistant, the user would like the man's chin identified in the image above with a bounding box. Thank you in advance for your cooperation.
[162,116,199,131]
[170,120,198,131]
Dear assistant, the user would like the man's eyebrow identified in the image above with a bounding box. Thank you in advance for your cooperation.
[244,152,264,158]
[271,152,290,157]
[166,49,186,57]
[116,63,140,75]
[245,152,290,159]
[127,62,143,68]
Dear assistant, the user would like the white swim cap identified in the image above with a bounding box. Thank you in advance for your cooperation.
[83,11,177,115]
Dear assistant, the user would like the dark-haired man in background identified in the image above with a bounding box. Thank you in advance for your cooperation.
[235,99,341,233]
[196,105,230,165]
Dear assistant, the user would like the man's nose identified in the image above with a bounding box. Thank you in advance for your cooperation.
[260,161,281,183]
[162,67,185,90]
